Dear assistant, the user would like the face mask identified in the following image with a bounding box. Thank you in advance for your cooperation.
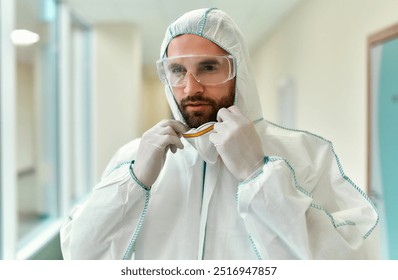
[182,122,219,164]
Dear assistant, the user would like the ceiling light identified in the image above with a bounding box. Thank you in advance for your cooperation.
[10,29,40,45]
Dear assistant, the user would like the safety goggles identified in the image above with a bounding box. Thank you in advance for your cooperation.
[156,54,235,87]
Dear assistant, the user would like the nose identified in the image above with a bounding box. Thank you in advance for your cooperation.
[183,72,204,96]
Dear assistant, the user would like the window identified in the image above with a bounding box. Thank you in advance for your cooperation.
[0,0,93,259]
[15,0,60,252]
[67,15,93,206]
[1,0,18,260]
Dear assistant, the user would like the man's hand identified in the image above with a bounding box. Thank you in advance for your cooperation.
[209,106,264,182]
[133,119,188,187]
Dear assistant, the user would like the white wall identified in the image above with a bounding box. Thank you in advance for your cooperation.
[93,24,143,180]
[141,67,171,131]
[252,0,398,190]
[16,62,35,172]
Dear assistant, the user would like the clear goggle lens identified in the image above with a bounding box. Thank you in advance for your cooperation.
[156,54,235,87]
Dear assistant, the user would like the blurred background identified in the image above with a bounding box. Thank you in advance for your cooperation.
[1,0,398,259]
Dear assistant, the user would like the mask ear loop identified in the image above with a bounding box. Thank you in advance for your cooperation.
[182,124,214,138]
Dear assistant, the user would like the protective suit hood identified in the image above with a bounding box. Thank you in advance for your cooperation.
[160,8,263,125]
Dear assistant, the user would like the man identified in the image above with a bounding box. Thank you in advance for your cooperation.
[61,8,378,260]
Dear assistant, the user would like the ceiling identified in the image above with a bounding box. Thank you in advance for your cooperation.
[64,0,304,66]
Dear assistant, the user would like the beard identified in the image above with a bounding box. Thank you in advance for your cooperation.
[178,91,235,128]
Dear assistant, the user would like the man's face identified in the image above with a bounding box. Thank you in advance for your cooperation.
[167,34,235,128]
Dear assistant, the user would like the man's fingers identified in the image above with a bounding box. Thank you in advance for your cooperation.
[159,119,188,135]
[216,105,242,122]
[155,134,184,151]
[170,145,177,154]
[216,107,229,122]
[227,105,241,115]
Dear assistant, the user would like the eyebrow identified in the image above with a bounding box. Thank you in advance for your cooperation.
[167,58,222,70]
[168,63,185,69]
[198,59,221,66]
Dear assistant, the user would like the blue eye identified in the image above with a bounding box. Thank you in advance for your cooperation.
[170,64,186,76]
[198,61,220,74]
[202,65,217,72]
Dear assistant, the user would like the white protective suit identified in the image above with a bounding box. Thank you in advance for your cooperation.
[60,8,378,260]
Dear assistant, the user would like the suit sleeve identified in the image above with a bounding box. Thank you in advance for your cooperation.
[60,140,149,260]
[237,140,378,259]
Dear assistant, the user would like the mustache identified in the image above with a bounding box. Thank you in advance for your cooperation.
[180,96,217,107]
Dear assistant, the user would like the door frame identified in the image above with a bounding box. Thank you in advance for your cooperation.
[367,22,398,193]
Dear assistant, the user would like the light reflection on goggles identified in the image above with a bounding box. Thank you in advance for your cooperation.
[156,54,235,87]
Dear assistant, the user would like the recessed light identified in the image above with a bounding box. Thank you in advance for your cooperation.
[10,29,40,45]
